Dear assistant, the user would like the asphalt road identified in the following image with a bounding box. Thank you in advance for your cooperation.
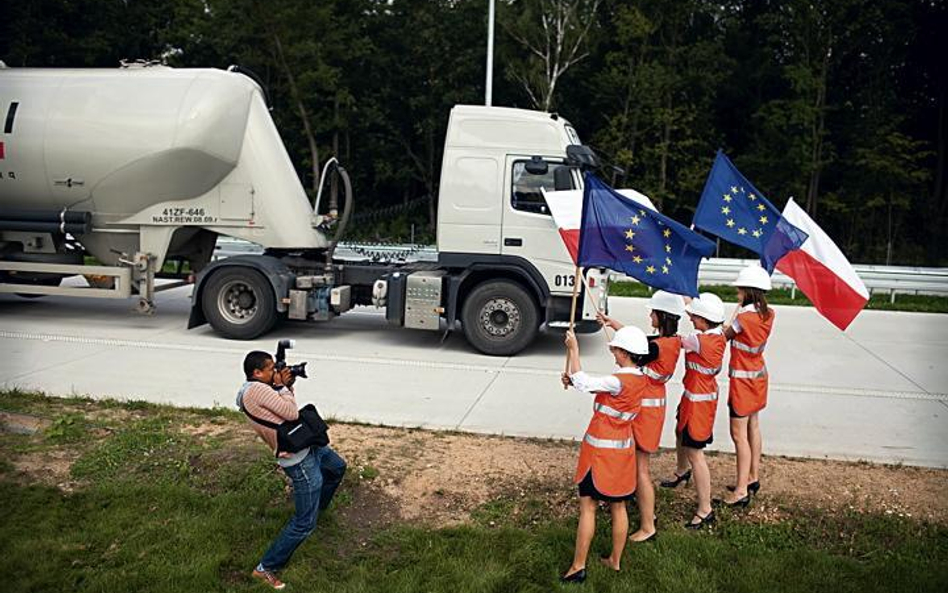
[1,285,946,468]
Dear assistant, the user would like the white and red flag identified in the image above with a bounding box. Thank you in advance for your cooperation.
[775,198,869,330]
[543,187,657,263]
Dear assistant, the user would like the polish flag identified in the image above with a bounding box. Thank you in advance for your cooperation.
[544,188,657,263]
[775,198,869,330]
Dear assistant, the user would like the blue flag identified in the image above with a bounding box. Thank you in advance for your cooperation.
[578,174,715,297]
[693,151,808,272]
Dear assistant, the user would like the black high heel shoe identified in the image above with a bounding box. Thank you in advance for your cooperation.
[685,511,715,530]
[560,568,587,584]
[714,494,751,508]
[726,481,760,495]
[659,469,692,488]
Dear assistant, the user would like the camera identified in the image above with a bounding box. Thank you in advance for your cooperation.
[275,339,308,380]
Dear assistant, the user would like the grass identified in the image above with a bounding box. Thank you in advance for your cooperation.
[609,282,948,313]
[1,390,947,592]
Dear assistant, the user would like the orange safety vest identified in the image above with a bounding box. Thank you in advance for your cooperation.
[636,336,681,453]
[574,372,646,497]
[677,331,726,442]
[728,307,775,416]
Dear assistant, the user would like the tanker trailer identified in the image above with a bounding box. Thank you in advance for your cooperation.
[0,63,331,321]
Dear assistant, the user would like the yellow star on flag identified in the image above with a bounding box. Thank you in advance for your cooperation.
[752,229,762,238]
[646,265,656,274]
[639,209,646,216]
[664,244,672,253]
[757,203,766,211]
[748,193,757,201]
[630,215,641,225]
[759,215,769,225]
[662,228,671,238]
[723,194,733,202]
[737,227,747,235]
[662,265,669,274]
[633,255,643,264]
[731,186,739,194]
[721,206,731,215]
[726,219,735,228]
[625,229,636,240]
[666,257,672,265]
[625,244,635,252]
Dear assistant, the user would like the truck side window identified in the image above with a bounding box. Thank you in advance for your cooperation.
[511,160,574,215]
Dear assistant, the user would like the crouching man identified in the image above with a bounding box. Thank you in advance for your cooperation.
[237,350,347,590]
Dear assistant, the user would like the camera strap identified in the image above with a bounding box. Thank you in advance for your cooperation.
[236,383,283,431]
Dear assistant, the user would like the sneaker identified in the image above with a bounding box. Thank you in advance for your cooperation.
[252,568,286,590]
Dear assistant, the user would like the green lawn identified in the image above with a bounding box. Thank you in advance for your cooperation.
[1,390,946,593]
[609,282,948,313]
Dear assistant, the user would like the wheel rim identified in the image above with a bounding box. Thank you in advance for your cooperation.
[216,279,259,325]
[479,297,521,338]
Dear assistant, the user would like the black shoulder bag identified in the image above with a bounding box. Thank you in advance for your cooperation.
[241,402,330,454]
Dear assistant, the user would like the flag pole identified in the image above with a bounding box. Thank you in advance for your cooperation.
[564,264,583,389]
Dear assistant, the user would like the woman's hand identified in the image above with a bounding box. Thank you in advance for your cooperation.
[560,372,573,388]
[564,330,579,352]
[596,311,622,331]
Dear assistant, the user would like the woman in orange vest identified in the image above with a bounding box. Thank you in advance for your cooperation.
[559,326,653,583]
[598,290,684,544]
[721,265,775,506]
[672,293,726,529]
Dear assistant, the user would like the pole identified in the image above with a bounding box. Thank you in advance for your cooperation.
[564,265,582,388]
[485,0,495,106]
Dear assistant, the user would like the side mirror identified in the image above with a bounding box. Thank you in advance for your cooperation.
[553,167,573,191]
[566,145,600,169]
[524,156,549,175]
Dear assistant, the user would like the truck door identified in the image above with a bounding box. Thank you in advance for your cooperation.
[500,156,599,320]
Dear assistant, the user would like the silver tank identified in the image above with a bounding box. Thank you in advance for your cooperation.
[0,66,327,264]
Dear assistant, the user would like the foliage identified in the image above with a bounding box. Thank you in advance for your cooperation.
[1,0,944,264]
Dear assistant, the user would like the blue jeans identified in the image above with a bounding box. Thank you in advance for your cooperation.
[259,446,347,571]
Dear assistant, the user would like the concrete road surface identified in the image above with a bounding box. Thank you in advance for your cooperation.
[1,285,946,468]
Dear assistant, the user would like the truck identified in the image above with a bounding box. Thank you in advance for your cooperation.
[0,64,609,355]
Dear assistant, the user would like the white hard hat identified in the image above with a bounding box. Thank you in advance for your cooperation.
[607,326,649,355]
[685,293,726,324]
[647,290,686,317]
[732,264,772,291]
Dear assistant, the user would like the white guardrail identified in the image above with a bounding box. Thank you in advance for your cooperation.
[213,238,948,302]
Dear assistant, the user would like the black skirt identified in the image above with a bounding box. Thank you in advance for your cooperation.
[577,471,635,502]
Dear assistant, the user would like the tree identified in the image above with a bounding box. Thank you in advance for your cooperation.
[501,0,601,111]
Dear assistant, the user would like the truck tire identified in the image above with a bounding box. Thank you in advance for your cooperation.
[202,267,278,339]
[461,279,539,356]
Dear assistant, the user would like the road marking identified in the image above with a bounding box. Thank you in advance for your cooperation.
[1,330,945,403]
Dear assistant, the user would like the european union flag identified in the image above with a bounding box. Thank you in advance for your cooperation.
[578,174,715,297]
[693,151,808,272]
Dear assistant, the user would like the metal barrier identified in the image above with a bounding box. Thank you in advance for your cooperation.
[213,238,948,302]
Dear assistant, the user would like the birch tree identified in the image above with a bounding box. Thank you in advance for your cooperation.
[502,0,601,111]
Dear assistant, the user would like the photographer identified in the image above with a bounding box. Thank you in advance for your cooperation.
[237,350,346,590]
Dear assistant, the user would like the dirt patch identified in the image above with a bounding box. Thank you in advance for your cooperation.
[12,449,83,492]
[0,411,51,435]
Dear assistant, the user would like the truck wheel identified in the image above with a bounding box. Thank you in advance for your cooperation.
[461,280,539,356]
[202,267,278,339]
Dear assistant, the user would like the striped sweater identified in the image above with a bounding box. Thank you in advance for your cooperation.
[237,381,299,454]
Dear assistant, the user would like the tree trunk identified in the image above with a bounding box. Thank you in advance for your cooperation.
[805,46,830,216]
[273,34,320,200]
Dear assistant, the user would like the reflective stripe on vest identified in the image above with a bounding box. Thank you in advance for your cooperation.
[683,389,718,403]
[642,367,673,382]
[685,361,721,375]
[640,397,666,408]
[593,402,637,421]
[728,367,768,379]
[583,433,635,449]
[733,340,767,354]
